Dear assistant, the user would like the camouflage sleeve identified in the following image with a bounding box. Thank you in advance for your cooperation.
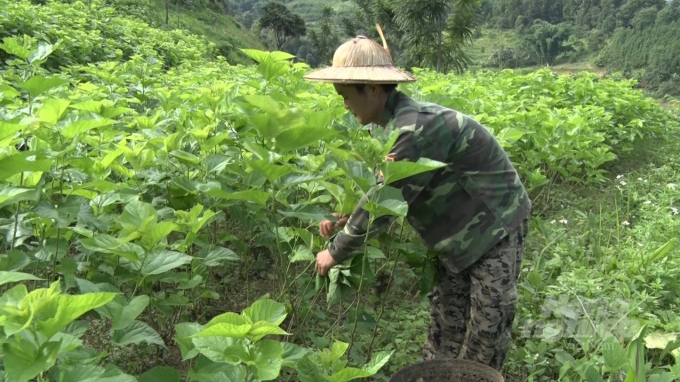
[328,126,441,262]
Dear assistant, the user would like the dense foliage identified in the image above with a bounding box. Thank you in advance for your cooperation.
[1,15,680,379]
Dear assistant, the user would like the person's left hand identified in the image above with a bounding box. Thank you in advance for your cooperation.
[315,249,337,277]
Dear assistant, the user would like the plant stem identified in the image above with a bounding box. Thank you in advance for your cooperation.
[11,171,24,250]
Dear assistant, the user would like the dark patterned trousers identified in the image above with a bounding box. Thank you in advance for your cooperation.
[422,219,529,371]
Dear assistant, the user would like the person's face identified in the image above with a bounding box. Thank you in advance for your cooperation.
[333,83,385,126]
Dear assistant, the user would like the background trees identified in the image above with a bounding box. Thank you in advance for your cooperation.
[258,1,306,50]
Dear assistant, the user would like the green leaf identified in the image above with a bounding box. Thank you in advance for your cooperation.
[112,295,150,330]
[248,321,290,342]
[37,99,71,124]
[60,364,105,382]
[252,340,284,381]
[79,234,142,262]
[0,271,42,286]
[0,152,52,180]
[363,186,408,218]
[3,341,61,382]
[366,247,386,259]
[0,37,31,60]
[38,293,117,339]
[242,299,287,326]
[207,312,247,327]
[379,158,447,185]
[138,366,181,382]
[193,323,252,339]
[275,125,336,153]
[175,322,203,360]
[28,42,54,64]
[61,118,116,139]
[602,336,628,371]
[324,367,373,382]
[296,354,324,382]
[140,221,176,251]
[19,76,69,98]
[0,188,41,209]
[70,100,103,114]
[281,342,309,368]
[139,250,193,276]
[330,341,349,362]
[97,365,138,382]
[192,336,243,364]
[362,350,393,374]
[206,189,270,205]
[111,320,165,348]
[647,238,675,263]
[247,159,293,184]
[278,204,330,223]
[202,246,240,267]
[170,150,201,165]
[0,121,25,141]
[289,246,315,263]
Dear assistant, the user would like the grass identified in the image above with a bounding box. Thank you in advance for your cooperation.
[145,0,266,65]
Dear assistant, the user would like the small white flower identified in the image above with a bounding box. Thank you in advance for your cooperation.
[637,178,643,181]
[638,243,644,247]
[617,174,624,179]
[622,220,630,226]
[559,219,568,224]
[550,220,556,224]
[644,200,652,204]
[668,183,677,190]
[620,181,627,186]
[672,207,679,215]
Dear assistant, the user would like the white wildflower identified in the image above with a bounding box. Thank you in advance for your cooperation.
[637,178,643,181]
[638,243,644,247]
[622,220,630,226]
[617,174,624,179]
[672,207,679,215]
[668,183,677,191]
[550,220,556,224]
[644,200,652,205]
[620,181,627,186]
[559,219,568,224]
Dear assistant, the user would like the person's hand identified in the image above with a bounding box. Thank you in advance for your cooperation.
[320,212,348,238]
[315,249,337,276]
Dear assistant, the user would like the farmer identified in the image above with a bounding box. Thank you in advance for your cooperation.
[304,35,531,371]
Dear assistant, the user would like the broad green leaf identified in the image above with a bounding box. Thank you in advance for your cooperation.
[379,158,447,185]
[278,204,330,223]
[242,299,287,326]
[60,364,105,382]
[138,366,181,382]
[0,187,41,207]
[193,323,252,339]
[201,247,240,267]
[324,367,373,382]
[140,221,176,250]
[70,100,103,114]
[205,154,231,174]
[248,321,290,342]
[247,159,293,184]
[38,292,117,338]
[19,76,69,98]
[111,320,165,348]
[79,234,142,262]
[0,152,52,181]
[28,42,54,64]
[496,127,525,145]
[240,49,273,63]
[647,238,675,263]
[363,186,408,218]
[0,37,31,60]
[0,271,42,286]
[330,341,349,362]
[206,312,247,327]
[602,336,628,371]
[175,322,203,360]
[645,331,677,350]
[361,350,393,374]
[289,246,315,263]
[0,122,24,141]
[139,250,193,276]
[296,354,324,382]
[275,125,336,153]
[61,118,116,139]
[112,295,150,330]
[252,340,284,381]
[281,342,309,368]
[366,247,386,259]
[241,95,283,116]
[119,200,157,229]
[206,189,270,205]
[170,150,201,165]
[192,336,242,364]
[37,99,71,124]
[2,341,61,382]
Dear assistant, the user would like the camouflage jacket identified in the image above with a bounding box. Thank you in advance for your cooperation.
[328,90,532,273]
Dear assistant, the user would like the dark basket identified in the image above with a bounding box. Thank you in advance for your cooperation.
[388,359,505,382]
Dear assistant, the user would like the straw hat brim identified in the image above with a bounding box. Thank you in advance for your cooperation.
[304,66,417,84]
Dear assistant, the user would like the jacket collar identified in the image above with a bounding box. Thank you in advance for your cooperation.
[379,89,401,127]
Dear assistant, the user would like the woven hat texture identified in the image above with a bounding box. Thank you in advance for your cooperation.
[303,35,417,84]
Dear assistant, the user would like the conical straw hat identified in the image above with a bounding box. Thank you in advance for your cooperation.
[304,28,416,84]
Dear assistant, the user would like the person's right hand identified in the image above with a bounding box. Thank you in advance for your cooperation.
[320,213,348,238]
